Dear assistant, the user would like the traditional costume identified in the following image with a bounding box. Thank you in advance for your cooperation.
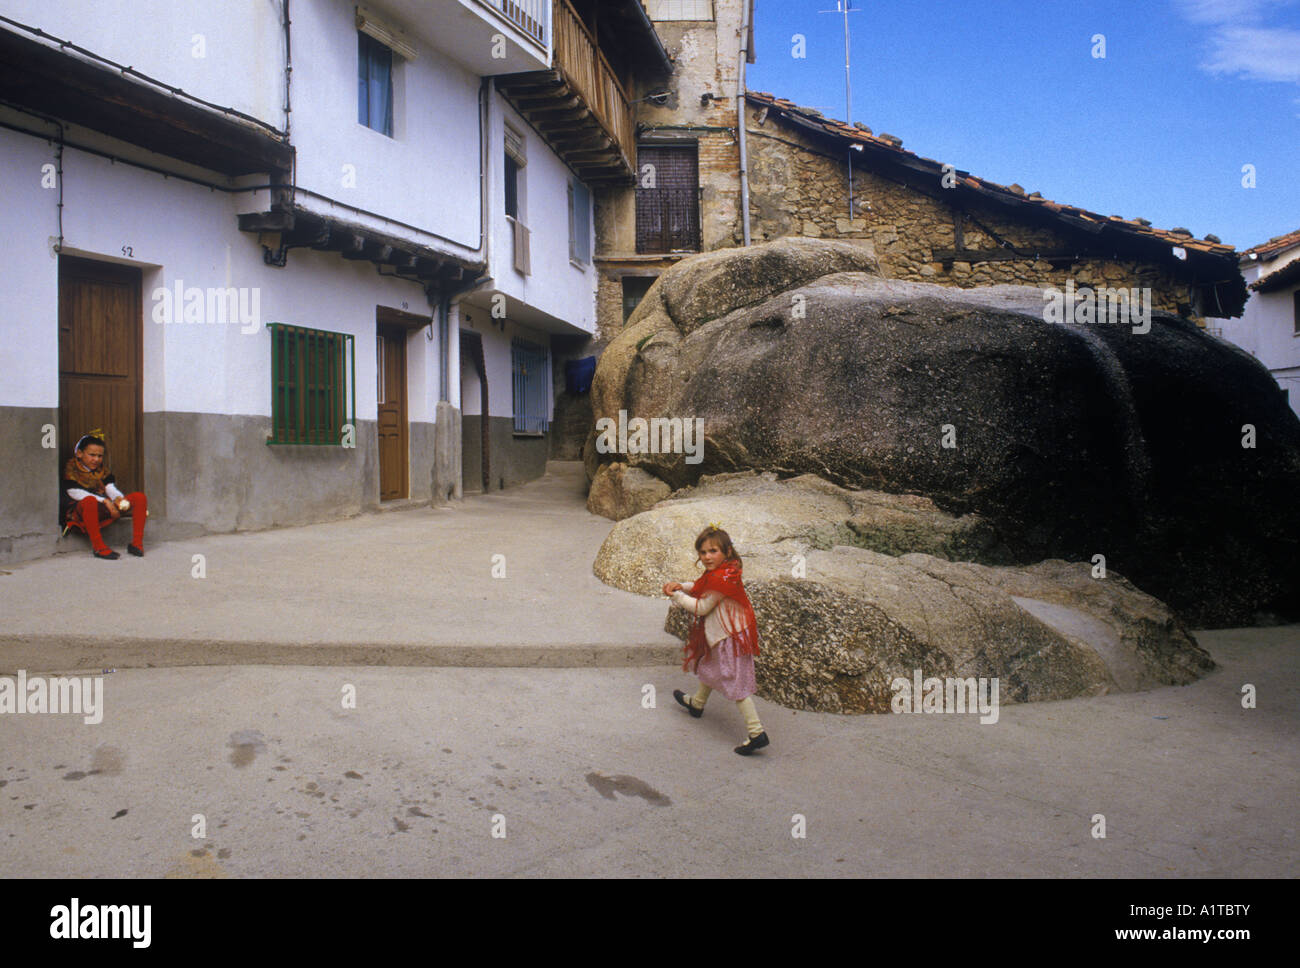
[61,432,148,559]
[670,558,766,746]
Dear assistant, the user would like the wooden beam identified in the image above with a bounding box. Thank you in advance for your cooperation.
[238,211,295,233]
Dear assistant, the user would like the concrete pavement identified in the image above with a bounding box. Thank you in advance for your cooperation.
[1,624,1295,877]
[0,461,680,670]
[1,459,1296,876]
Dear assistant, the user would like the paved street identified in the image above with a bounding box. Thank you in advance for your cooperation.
[1,463,1296,877]
[1,629,1295,878]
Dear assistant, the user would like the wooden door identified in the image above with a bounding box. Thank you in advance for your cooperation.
[58,257,142,494]
[376,322,408,500]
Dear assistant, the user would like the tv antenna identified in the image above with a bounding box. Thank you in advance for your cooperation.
[820,0,862,218]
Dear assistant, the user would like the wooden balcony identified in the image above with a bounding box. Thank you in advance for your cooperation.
[495,0,637,184]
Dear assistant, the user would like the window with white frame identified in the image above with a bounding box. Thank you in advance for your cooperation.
[568,178,591,265]
[358,32,394,136]
[644,0,714,20]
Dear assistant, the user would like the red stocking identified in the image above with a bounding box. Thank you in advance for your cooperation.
[75,497,112,555]
[125,492,147,549]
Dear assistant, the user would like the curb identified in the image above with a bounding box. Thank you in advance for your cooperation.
[0,635,683,673]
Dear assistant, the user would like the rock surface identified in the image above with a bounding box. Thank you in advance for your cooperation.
[596,473,1216,714]
[586,462,671,520]
[588,238,1300,627]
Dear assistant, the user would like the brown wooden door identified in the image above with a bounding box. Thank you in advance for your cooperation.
[58,256,142,493]
[376,322,408,501]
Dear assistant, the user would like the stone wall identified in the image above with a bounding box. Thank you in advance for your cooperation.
[745,103,1192,315]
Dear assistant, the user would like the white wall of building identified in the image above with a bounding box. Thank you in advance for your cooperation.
[0,128,442,425]
[0,129,60,408]
[0,0,285,128]
[488,94,597,333]
[1214,254,1300,418]
[290,0,484,260]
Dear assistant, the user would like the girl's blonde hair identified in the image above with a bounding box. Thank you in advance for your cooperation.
[694,525,741,568]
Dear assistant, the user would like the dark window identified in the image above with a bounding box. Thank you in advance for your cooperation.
[1293,288,1299,335]
[268,324,355,445]
[358,33,394,137]
[622,276,656,322]
[636,144,701,254]
[505,153,520,219]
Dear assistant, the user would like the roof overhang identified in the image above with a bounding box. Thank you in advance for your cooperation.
[0,26,293,177]
[1252,258,1300,293]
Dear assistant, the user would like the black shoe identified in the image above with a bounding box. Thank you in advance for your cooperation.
[673,689,703,718]
[734,732,770,756]
[94,549,120,560]
[127,544,144,557]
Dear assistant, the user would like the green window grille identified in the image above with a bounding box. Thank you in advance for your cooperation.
[267,323,356,445]
[512,337,549,434]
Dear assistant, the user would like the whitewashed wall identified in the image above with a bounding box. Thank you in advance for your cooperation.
[1215,257,1300,419]
[291,0,484,260]
[0,129,60,408]
[0,129,442,424]
[0,0,285,128]
[489,93,596,332]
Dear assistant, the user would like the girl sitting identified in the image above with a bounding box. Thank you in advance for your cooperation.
[61,431,148,560]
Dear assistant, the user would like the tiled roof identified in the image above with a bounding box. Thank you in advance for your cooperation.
[746,91,1238,260]
[1241,228,1300,262]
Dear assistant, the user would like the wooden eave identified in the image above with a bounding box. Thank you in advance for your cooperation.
[0,27,293,177]
[238,206,482,286]
[496,69,635,184]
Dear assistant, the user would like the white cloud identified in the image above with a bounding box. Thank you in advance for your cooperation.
[1173,0,1300,85]
[1173,0,1295,24]
[1203,25,1300,81]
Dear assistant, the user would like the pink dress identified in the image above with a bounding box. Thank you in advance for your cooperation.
[694,634,757,701]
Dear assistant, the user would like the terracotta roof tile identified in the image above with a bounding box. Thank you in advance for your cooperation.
[1241,228,1300,260]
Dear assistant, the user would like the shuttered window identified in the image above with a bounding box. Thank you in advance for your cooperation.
[268,324,356,445]
[636,144,701,254]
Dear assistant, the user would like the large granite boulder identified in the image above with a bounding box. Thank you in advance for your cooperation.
[595,473,1215,713]
[589,239,1300,628]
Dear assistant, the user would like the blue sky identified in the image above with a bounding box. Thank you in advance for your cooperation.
[746,0,1300,250]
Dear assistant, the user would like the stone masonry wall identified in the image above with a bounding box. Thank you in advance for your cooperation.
[745,103,1192,314]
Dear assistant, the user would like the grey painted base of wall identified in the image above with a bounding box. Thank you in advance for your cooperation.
[461,415,549,494]
[433,401,462,504]
[1,408,451,566]
[0,405,62,563]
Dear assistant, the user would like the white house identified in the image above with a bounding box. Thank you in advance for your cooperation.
[0,0,667,564]
[1210,229,1300,420]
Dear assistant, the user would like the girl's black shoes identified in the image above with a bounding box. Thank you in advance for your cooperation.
[673,689,703,718]
[734,732,770,756]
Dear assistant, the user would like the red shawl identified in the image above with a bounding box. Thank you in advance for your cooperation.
[681,559,760,672]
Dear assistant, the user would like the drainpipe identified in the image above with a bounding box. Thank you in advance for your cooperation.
[436,76,494,402]
[429,76,493,502]
[737,0,752,246]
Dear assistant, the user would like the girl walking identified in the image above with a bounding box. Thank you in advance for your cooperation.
[662,524,769,755]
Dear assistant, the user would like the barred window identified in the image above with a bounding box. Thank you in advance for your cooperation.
[268,323,356,445]
[511,337,549,434]
[636,144,701,254]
